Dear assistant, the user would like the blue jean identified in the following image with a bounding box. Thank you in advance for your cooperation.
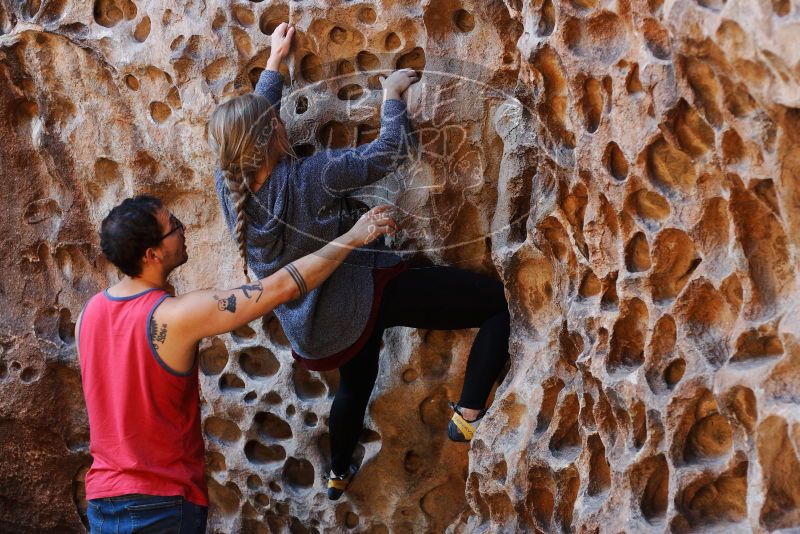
[87,494,207,533]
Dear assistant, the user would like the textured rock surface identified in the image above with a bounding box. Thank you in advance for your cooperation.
[1,0,799,532]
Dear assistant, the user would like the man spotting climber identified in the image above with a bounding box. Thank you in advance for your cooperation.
[75,195,397,532]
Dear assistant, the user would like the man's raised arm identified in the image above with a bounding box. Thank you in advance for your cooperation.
[160,205,398,345]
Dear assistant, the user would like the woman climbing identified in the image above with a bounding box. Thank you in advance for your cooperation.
[208,23,511,500]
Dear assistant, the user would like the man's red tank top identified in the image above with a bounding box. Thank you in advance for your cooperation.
[77,287,208,506]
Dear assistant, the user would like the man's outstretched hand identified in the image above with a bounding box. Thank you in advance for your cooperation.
[268,22,295,66]
[379,68,420,103]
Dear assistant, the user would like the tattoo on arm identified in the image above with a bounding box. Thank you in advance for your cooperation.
[283,262,308,299]
[214,293,237,313]
[238,281,264,302]
[149,317,168,347]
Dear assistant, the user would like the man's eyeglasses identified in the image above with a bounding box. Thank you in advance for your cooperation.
[159,213,185,242]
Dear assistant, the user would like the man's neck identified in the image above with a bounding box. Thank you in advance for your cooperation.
[108,272,168,297]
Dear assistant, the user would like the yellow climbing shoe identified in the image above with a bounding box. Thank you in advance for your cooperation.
[448,401,486,442]
[326,464,358,500]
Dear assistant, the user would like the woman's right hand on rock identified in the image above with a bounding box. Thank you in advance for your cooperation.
[380,68,420,101]
[345,205,399,248]
[269,22,295,63]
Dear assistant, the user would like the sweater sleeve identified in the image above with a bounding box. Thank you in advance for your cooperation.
[305,98,412,197]
[254,69,284,115]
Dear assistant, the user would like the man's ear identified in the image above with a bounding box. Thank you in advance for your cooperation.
[143,246,162,265]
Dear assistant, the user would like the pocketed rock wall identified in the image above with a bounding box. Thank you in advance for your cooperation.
[1,0,798,531]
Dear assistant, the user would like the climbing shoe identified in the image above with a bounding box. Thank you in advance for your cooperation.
[326,463,359,500]
[448,401,486,442]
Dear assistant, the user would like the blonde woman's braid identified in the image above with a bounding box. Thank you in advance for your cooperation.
[223,168,251,282]
[208,92,298,283]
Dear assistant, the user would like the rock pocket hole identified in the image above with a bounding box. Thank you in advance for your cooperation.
[58,308,75,344]
[300,53,323,82]
[663,358,685,388]
[207,479,240,516]
[219,373,245,391]
[640,454,669,522]
[626,63,643,93]
[232,5,254,26]
[650,229,700,302]
[239,346,279,379]
[548,393,581,459]
[337,84,364,101]
[536,377,564,433]
[93,0,134,27]
[582,78,603,133]
[244,440,285,464]
[600,272,619,310]
[646,136,696,194]
[396,47,426,76]
[607,298,648,373]
[231,324,256,342]
[730,325,783,364]
[685,57,723,127]
[329,26,348,44]
[356,50,380,71]
[453,9,475,32]
[676,461,747,527]
[604,142,628,180]
[578,271,601,298]
[124,74,139,90]
[536,0,555,36]
[357,6,376,24]
[304,412,318,427]
[292,364,326,400]
[20,367,38,383]
[204,416,242,444]
[756,416,800,529]
[384,32,401,51]
[684,411,732,463]
[642,18,671,59]
[586,434,611,495]
[259,4,288,35]
[628,189,670,230]
[624,232,651,272]
[200,338,228,375]
[282,457,315,489]
[292,143,315,157]
[631,401,647,449]
[207,451,226,471]
[254,411,293,440]
[295,95,308,115]
[149,101,171,124]
[671,99,715,158]
[133,15,150,42]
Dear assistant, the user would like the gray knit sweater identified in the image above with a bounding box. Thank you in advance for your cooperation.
[214,69,412,359]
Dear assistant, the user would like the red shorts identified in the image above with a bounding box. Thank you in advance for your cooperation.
[291,260,411,371]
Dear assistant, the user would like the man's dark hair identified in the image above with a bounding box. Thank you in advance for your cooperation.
[100,195,164,277]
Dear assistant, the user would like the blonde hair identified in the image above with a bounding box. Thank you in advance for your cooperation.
[207,93,297,280]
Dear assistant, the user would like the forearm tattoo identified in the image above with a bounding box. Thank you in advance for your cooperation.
[214,293,237,313]
[212,281,263,314]
[149,317,168,347]
[238,281,264,302]
[283,262,308,298]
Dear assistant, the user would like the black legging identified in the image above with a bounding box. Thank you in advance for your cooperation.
[329,259,511,474]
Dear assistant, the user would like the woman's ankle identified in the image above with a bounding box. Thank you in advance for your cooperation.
[458,405,483,422]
